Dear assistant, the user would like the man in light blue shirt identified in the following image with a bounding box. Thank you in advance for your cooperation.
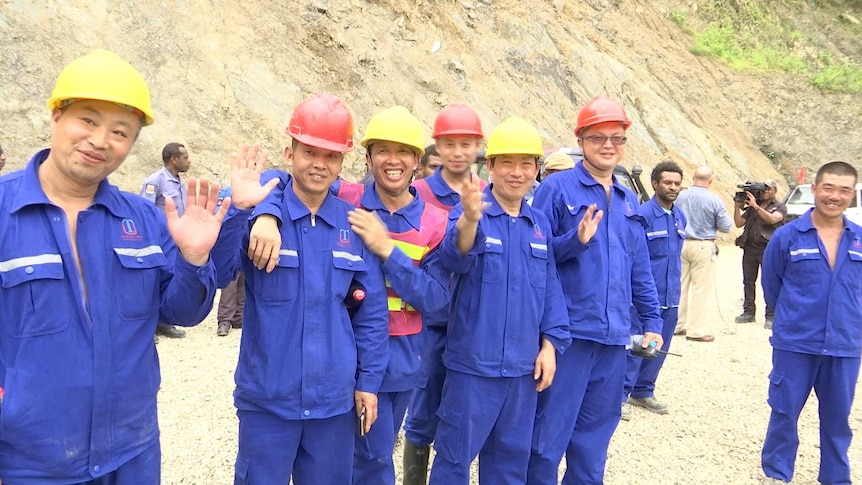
[674,166,732,342]
[140,142,193,338]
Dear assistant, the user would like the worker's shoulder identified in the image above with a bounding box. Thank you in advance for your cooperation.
[141,167,167,185]
[0,170,26,208]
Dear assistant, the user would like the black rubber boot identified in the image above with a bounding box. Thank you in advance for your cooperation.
[402,440,430,485]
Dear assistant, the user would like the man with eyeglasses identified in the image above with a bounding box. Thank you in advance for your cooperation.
[527,95,663,484]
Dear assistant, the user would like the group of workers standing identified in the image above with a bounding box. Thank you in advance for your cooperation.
[0,49,860,485]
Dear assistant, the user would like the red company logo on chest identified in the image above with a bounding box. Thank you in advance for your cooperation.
[121,218,143,241]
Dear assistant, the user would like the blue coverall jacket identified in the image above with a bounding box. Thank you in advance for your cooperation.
[214,176,389,420]
[763,209,862,357]
[531,161,663,343]
[640,196,687,308]
[440,187,571,377]
[0,150,217,483]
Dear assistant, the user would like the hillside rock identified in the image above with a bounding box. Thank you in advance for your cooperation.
[1,0,860,206]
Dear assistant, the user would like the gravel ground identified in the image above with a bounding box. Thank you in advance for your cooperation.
[157,245,862,484]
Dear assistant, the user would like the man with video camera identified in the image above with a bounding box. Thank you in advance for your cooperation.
[733,179,786,328]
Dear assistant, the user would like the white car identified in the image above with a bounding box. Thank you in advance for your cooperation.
[782,183,862,226]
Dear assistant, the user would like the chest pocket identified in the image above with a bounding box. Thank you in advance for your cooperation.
[480,238,504,283]
[1,259,69,338]
[255,250,300,304]
[332,251,368,301]
[787,248,822,285]
[646,230,670,258]
[843,250,862,290]
[113,247,168,321]
[527,242,548,288]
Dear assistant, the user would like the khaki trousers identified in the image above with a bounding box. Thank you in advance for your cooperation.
[676,239,716,338]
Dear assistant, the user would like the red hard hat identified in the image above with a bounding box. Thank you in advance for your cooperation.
[432,103,483,139]
[574,95,631,137]
[286,93,355,153]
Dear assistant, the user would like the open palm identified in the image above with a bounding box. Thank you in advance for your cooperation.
[166,178,229,266]
[230,144,279,209]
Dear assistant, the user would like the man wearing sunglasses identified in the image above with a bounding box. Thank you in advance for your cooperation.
[527,96,663,484]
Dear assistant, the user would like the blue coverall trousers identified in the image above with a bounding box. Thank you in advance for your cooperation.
[353,390,412,485]
[429,371,537,485]
[404,326,447,447]
[762,349,861,484]
[528,339,625,485]
[234,409,354,485]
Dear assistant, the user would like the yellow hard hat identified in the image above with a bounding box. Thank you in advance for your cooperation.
[360,106,425,156]
[485,117,543,158]
[47,49,154,126]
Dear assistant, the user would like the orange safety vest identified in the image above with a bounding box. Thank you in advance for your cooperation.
[385,203,448,336]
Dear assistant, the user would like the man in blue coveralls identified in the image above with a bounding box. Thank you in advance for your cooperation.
[428,117,570,485]
[527,95,664,484]
[760,161,862,485]
[231,107,451,485]
[623,160,686,418]
[0,50,227,484]
[347,107,451,484]
[403,103,487,485]
[214,93,389,485]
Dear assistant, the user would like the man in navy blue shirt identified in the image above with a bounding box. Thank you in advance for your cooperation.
[761,161,862,485]
[0,50,227,485]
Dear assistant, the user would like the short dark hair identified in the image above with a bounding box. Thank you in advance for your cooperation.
[162,142,185,164]
[651,159,683,183]
[420,144,438,166]
[815,161,857,184]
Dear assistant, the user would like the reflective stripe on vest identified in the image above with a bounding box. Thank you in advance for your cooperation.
[385,203,448,336]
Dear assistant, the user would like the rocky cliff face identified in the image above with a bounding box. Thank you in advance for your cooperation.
[1,0,860,201]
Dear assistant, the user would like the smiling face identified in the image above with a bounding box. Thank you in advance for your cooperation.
[43,99,140,190]
[367,140,419,198]
[286,141,345,205]
[435,135,481,177]
[488,155,538,207]
[812,172,857,222]
[577,121,626,176]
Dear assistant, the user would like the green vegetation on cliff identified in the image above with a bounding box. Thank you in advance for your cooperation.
[671,0,862,93]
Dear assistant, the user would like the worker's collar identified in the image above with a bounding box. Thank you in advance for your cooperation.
[283,179,341,226]
[361,184,422,231]
[12,148,128,219]
[483,184,539,224]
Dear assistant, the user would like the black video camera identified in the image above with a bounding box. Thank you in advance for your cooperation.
[734,182,768,204]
